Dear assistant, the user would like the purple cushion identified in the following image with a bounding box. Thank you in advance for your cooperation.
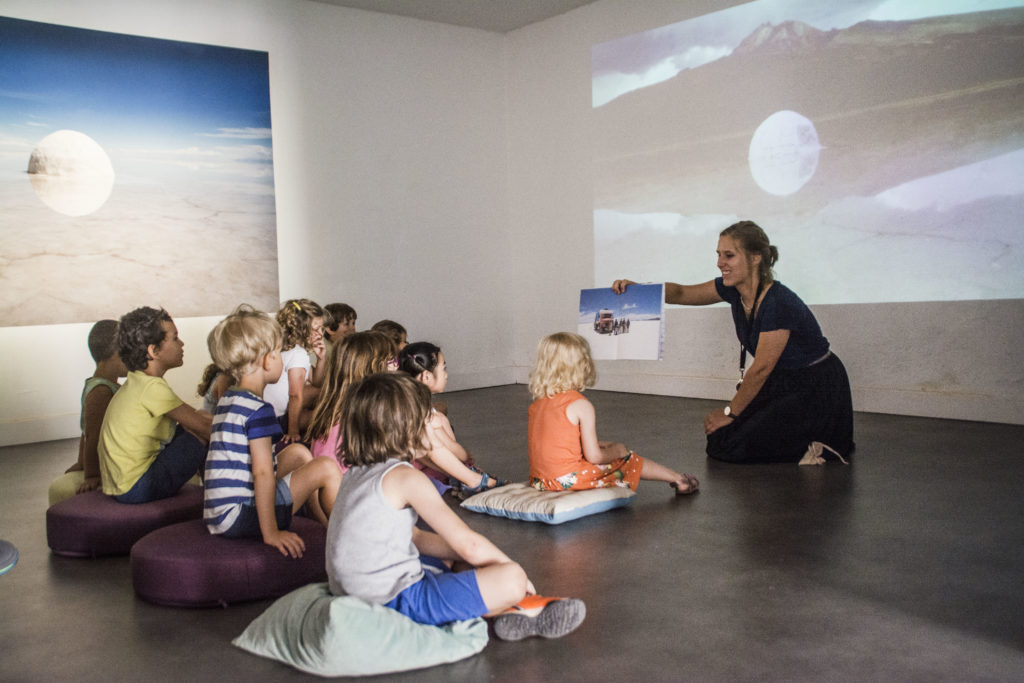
[46,485,204,558]
[130,517,327,607]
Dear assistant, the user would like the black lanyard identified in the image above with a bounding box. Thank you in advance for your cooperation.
[737,279,765,384]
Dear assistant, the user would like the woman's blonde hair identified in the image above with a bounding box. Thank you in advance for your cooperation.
[342,373,432,466]
[207,305,281,377]
[528,332,596,399]
[305,331,396,445]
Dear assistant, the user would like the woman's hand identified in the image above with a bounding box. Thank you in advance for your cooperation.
[611,279,637,295]
[704,408,734,435]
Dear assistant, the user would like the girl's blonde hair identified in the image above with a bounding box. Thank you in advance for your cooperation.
[528,332,596,399]
[276,298,324,350]
[342,373,432,467]
[305,331,396,446]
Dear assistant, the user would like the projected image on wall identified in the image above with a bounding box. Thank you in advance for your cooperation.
[0,17,278,327]
[592,1,1024,304]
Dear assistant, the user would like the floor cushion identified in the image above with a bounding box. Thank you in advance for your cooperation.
[233,582,488,676]
[46,485,204,557]
[461,482,636,524]
[131,517,327,607]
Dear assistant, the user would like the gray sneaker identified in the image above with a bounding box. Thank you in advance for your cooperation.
[493,596,586,641]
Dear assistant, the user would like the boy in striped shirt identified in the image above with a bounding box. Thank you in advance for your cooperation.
[203,305,341,557]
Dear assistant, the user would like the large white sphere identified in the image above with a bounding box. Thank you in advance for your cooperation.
[748,110,821,197]
[28,129,115,216]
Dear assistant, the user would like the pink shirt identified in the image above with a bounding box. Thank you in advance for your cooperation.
[311,423,348,472]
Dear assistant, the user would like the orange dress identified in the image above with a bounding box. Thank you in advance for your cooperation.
[528,390,643,491]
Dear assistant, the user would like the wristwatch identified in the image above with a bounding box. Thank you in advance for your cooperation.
[724,405,734,417]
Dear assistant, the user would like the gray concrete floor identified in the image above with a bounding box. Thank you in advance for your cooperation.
[2,386,1023,681]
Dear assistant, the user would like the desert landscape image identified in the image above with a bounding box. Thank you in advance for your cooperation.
[592,2,1024,304]
[0,16,278,327]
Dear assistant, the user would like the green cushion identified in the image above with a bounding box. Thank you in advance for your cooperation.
[233,582,488,676]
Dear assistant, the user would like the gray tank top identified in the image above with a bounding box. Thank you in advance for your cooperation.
[326,459,423,602]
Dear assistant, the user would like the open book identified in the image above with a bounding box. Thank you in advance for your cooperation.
[577,283,664,360]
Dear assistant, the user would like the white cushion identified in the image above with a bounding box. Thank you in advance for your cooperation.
[461,483,635,525]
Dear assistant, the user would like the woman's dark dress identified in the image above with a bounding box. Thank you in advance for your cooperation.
[706,278,855,463]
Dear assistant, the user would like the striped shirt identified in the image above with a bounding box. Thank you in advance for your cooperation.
[203,388,282,534]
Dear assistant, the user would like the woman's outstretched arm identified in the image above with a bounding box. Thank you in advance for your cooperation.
[612,279,722,306]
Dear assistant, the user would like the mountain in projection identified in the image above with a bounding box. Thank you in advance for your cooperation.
[593,8,1024,217]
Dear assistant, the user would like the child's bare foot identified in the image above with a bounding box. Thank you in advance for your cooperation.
[671,473,699,495]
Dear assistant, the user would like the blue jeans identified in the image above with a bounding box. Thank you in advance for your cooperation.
[219,477,294,538]
[114,426,206,504]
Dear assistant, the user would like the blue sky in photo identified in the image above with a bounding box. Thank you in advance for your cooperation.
[579,284,663,320]
[0,16,273,187]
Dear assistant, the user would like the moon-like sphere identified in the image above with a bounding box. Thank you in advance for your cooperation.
[748,110,820,196]
[28,129,115,216]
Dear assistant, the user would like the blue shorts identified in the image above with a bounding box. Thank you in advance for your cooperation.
[385,559,488,626]
[220,477,293,539]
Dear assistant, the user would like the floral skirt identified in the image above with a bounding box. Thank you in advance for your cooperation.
[530,452,644,492]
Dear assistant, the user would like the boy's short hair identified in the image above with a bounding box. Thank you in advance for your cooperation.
[528,332,596,399]
[341,373,431,467]
[119,307,172,372]
[324,303,356,331]
[208,305,282,377]
[370,319,407,346]
[87,320,120,363]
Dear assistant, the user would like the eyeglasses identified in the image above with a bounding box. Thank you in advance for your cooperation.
[386,357,399,371]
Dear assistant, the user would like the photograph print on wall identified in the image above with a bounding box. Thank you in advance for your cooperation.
[0,16,279,327]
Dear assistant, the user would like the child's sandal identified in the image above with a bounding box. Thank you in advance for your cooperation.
[457,471,507,499]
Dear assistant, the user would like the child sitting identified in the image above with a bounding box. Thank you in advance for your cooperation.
[528,333,699,495]
[262,299,326,444]
[98,307,212,503]
[196,362,235,414]
[327,372,586,641]
[398,342,506,497]
[204,305,341,556]
[370,319,407,349]
[306,331,397,469]
[324,302,357,344]
[48,320,128,505]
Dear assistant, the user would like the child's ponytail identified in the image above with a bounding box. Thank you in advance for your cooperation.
[397,342,441,377]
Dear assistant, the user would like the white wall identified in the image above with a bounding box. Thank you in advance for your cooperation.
[1,0,1020,447]
[0,0,513,446]
[505,0,1024,426]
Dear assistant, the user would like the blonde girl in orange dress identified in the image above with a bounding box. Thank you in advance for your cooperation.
[527,333,699,495]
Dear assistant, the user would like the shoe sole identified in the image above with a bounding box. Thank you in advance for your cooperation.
[494,598,586,641]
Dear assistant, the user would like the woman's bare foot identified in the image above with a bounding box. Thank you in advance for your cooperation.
[671,473,700,495]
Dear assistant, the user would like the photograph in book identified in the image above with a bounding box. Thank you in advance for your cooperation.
[578,283,664,360]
